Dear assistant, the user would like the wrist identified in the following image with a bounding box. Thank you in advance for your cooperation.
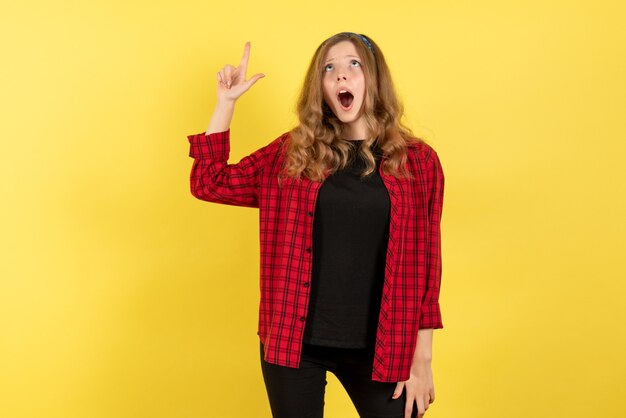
[212,100,235,120]
[413,348,433,363]
[215,98,236,110]
[414,353,432,363]
[411,357,432,374]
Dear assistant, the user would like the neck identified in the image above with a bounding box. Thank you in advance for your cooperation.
[341,117,370,140]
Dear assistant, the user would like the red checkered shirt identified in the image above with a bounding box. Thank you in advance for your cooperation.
[187,129,445,382]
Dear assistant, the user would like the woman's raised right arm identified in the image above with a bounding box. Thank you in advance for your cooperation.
[188,42,271,208]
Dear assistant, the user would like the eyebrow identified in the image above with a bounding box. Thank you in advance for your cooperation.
[324,54,361,64]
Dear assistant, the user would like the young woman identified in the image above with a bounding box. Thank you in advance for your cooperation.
[187,32,445,418]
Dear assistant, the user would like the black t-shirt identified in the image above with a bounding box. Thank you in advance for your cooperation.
[303,142,391,348]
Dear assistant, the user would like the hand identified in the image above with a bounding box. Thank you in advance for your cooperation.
[216,41,265,103]
[392,360,435,418]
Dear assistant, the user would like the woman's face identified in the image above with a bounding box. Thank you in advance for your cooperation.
[321,40,366,127]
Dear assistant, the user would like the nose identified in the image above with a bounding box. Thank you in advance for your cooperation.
[336,74,347,81]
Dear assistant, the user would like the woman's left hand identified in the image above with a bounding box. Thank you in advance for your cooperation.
[392,359,435,418]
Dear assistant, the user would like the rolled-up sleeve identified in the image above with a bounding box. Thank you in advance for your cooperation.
[187,129,279,208]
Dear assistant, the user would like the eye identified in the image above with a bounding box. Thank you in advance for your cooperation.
[324,63,333,72]
[351,59,361,67]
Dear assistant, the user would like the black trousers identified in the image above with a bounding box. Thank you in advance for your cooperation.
[260,341,418,418]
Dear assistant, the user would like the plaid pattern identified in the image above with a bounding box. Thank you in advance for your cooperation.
[188,129,445,382]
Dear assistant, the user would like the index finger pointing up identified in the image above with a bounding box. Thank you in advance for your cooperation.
[239,41,251,78]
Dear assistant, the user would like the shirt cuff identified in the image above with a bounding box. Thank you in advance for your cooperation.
[419,301,443,329]
[187,129,230,159]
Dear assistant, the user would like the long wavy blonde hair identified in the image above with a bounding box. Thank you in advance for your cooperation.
[279,32,423,185]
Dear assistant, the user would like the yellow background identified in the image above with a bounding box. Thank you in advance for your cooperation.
[1,1,625,417]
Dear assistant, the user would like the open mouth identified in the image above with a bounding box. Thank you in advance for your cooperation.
[337,90,354,110]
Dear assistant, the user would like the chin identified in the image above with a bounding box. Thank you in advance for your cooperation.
[338,116,358,124]
[333,106,363,124]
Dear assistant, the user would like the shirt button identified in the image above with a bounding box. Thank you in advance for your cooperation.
[299,316,306,322]
[305,247,311,253]
[308,211,313,216]
[303,282,310,287]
